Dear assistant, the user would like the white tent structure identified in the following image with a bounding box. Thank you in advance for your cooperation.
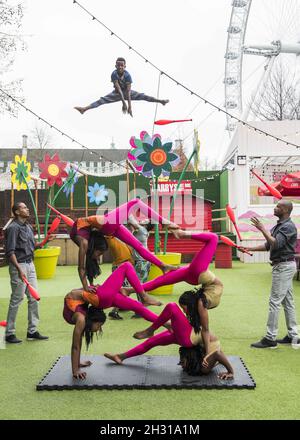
[222,120,300,217]
[222,120,300,262]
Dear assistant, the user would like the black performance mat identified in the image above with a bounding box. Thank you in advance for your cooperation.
[36,355,255,390]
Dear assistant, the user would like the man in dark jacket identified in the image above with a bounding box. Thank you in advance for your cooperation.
[241,200,300,349]
[4,202,49,344]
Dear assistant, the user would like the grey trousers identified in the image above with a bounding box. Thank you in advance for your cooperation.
[6,262,39,337]
[90,90,158,108]
[134,260,151,304]
[266,261,298,341]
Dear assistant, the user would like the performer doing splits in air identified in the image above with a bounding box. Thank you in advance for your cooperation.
[74,57,169,118]
[64,262,172,379]
[104,295,234,380]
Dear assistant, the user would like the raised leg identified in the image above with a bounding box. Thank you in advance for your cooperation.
[112,293,159,323]
[101,262,161,306]
[104,198,176,227]
[129,90,169,106]
[104,330,176,364]
[142,266,189,292]
[188,232,218,275]
[134,302,193,348]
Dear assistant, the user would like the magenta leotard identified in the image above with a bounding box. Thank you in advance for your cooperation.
[142,232,219,292]
[124,302,194,359]
[75,199,175,268]
[92,262,159,323]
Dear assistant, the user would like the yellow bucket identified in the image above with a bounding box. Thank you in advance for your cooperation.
[34,246,61,279]
[147,252,182,295]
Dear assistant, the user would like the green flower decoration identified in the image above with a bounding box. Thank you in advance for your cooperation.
[128,131,180,178]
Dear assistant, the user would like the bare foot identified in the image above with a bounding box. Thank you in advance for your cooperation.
[161,264,179,274]
[104,353,123,365]
[79,360,92,368]
[133,327,154,340]
[160,99,169,105]
[141,293,163,307]
[74,106,85,115]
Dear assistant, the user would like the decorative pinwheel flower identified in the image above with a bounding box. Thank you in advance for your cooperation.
[10,155,32,190]
[128,131,180,178]
[39,153,68,187]
[63,166,79,198]
[87,183,108,205]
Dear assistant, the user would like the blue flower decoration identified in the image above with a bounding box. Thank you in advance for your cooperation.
[87,183,108,205]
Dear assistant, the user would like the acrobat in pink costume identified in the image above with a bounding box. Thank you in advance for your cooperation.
[87,262,159,322]
[123,303,194,359]
[141,232,218,291]
[74,198,175,269]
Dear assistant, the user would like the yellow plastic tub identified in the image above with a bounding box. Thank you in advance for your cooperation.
[34,246,61,279]
[147,252,182,295]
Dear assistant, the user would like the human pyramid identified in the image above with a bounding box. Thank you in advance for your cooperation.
[48,198,234,381]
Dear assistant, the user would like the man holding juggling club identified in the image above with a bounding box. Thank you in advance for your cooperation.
[4,202,54,344]
[239,200,300,349]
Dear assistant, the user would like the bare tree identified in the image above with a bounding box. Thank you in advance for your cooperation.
[199,156,221,171]
[251,61,300,121]
[30,123,55,159]
[0,0,25,116]
[31,124,53,149]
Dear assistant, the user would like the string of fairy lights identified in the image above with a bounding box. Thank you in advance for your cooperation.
[73,0,300,150]
[0,85,227,182]
[0,87,218,181]
[189,172,224,182]
[0,87,128,173]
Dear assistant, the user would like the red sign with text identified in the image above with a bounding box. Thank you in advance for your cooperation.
[150,180,192,194]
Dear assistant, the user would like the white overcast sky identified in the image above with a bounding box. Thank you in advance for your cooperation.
[1,0,300,164]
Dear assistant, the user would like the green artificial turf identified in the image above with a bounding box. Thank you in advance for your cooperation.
[0,262,299,420]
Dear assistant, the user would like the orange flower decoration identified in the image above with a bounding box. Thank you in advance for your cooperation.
[39,153,68,186]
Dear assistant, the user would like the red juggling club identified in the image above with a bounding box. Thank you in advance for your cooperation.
[22,276,41,301]
[226,204,242,241]
[47,204,74,227]
[220,235,253,256]
[251,169,283,200]
[0,320,7,327]
[154,119,193,125]
[47,216,61,234]
[38,217,62,248]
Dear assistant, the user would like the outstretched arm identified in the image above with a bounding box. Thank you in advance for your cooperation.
[201,349,234,380]
[127,83,133,116]
[114,81,127,113]
[197,299,210,356]
[251,217,276,248]
[239,244,268,252]
[215,351,234,380]
[77,239,96,293]
[71,315,87,379]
